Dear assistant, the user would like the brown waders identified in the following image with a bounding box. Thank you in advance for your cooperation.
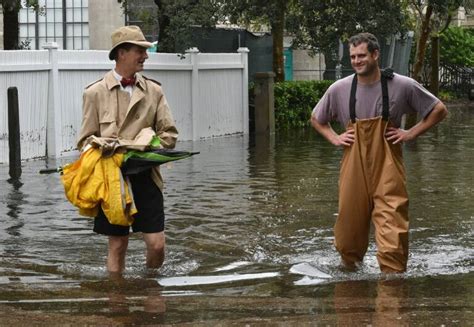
[334,72,409,273]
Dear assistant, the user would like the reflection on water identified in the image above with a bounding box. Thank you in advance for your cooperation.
[0,106,473,323]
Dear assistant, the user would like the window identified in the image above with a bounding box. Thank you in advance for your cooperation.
[19,0,89,50]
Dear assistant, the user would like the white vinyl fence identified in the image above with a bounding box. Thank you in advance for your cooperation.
[0,44,249,163]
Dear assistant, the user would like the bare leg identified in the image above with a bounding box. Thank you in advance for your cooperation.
[107,235,129,274]
[143,232,165,269]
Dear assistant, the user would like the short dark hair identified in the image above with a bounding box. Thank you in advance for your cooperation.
[110,43,135,61]
[349,33,380,53]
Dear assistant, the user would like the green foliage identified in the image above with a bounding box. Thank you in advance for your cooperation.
[438,89,458,101]
[1,0,43,49]
[0,0,40,11]
[157,0,221,52]
[120,0,220,53]
[440,26,474,67]
[219,0,295,81]
[409,0,467,81]
[120,0,412,83]
[274,80,333,129]
[292,0,409,59]
[122,0,410,64]
[220,0,293,27]
[222,0,409,55]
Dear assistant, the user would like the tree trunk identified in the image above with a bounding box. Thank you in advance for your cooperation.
[407,4,434,129]
[155,0,172,52]
[412,5,433,82]
[3,5,20,50]
[430,35,439,96]
[271,5,285,82]
[157,13,171,52]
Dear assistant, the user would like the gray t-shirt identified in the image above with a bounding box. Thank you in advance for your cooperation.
[312,73,440,128]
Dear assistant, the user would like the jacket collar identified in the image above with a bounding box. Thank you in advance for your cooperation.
[104,70,147,92]
[135,74,147,91]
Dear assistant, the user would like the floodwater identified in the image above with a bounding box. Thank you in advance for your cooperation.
[0,104,473,325]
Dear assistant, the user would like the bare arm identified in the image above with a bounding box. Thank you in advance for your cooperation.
[385,101,448,144]
[310,115,355,147]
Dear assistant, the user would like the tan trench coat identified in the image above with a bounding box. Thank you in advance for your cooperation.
[78,70,178,191]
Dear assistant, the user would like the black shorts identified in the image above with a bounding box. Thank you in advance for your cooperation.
[93,171,165,236]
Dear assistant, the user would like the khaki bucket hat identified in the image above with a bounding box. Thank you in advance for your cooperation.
[109,25,153,60]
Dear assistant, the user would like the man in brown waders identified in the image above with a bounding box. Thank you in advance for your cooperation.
[311,33,448,273]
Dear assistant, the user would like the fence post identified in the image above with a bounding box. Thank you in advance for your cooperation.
[43,42,62,158]
[254,72,275,134]
[8,87,22,179]
[187,47,200,141]
[238,47,250,135]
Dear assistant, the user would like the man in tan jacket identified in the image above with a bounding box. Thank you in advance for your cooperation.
[78,25,178,274]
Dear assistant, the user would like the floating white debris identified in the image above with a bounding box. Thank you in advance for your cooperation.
[289,262,332,279]
[213,261,252,272]
[157,272,279,287]
[294,276,328,286]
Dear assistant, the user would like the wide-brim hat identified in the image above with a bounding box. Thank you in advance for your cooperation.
[109,25,153,60]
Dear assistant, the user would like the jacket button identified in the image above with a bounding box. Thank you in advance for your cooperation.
[135,114,140,120]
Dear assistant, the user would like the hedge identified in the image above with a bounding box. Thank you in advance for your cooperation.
[274,80,334,129]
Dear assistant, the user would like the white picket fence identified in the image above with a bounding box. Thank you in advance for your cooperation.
[0,44,249,163]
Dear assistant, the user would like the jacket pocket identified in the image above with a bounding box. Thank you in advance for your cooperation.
[99,117,118,137]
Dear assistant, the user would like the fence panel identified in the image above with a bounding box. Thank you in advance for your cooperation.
[145,69,193,141]
[0,47,249,163]
[439,64,473,97]
[198,70,244,138]
[0,50,50,163]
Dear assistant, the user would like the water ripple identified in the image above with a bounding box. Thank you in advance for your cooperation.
[0,107,472,296]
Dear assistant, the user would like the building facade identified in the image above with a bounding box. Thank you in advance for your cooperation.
[0,0,125,50]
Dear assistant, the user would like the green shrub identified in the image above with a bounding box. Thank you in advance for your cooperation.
[274,80,333,129]
[440,27,474,67]
[438,89,457,101]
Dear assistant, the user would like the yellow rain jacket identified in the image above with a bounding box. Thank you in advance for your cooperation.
[61,148,137,226]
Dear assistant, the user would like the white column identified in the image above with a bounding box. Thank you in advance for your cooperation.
[238,47,250,135]
[88,0,125,50]
[186,47,200,140]
[43,42,62,158]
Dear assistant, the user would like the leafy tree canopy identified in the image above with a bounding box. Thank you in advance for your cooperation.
[219,0,295,81]
[122,0,412,79]
[0,0,40,11]
[409,0,470,81]
[1,0,43,49]
[219,0,296,28]
[291,0,409,59]
[119,0,221,52]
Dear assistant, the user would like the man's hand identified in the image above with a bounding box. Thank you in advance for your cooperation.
[310,115,355,147]
[385,102,448,145]
[334,128,355,147]
[385,127,413,144]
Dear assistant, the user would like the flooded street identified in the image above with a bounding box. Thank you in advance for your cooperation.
[0,104,473,325]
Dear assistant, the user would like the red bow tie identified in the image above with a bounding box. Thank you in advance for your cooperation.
[120,77,136,87]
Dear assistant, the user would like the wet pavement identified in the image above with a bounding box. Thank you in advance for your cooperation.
[0,103,473,325]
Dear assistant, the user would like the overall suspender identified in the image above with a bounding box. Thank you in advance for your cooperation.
[349,75,358,123]
[349,68,394,123]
